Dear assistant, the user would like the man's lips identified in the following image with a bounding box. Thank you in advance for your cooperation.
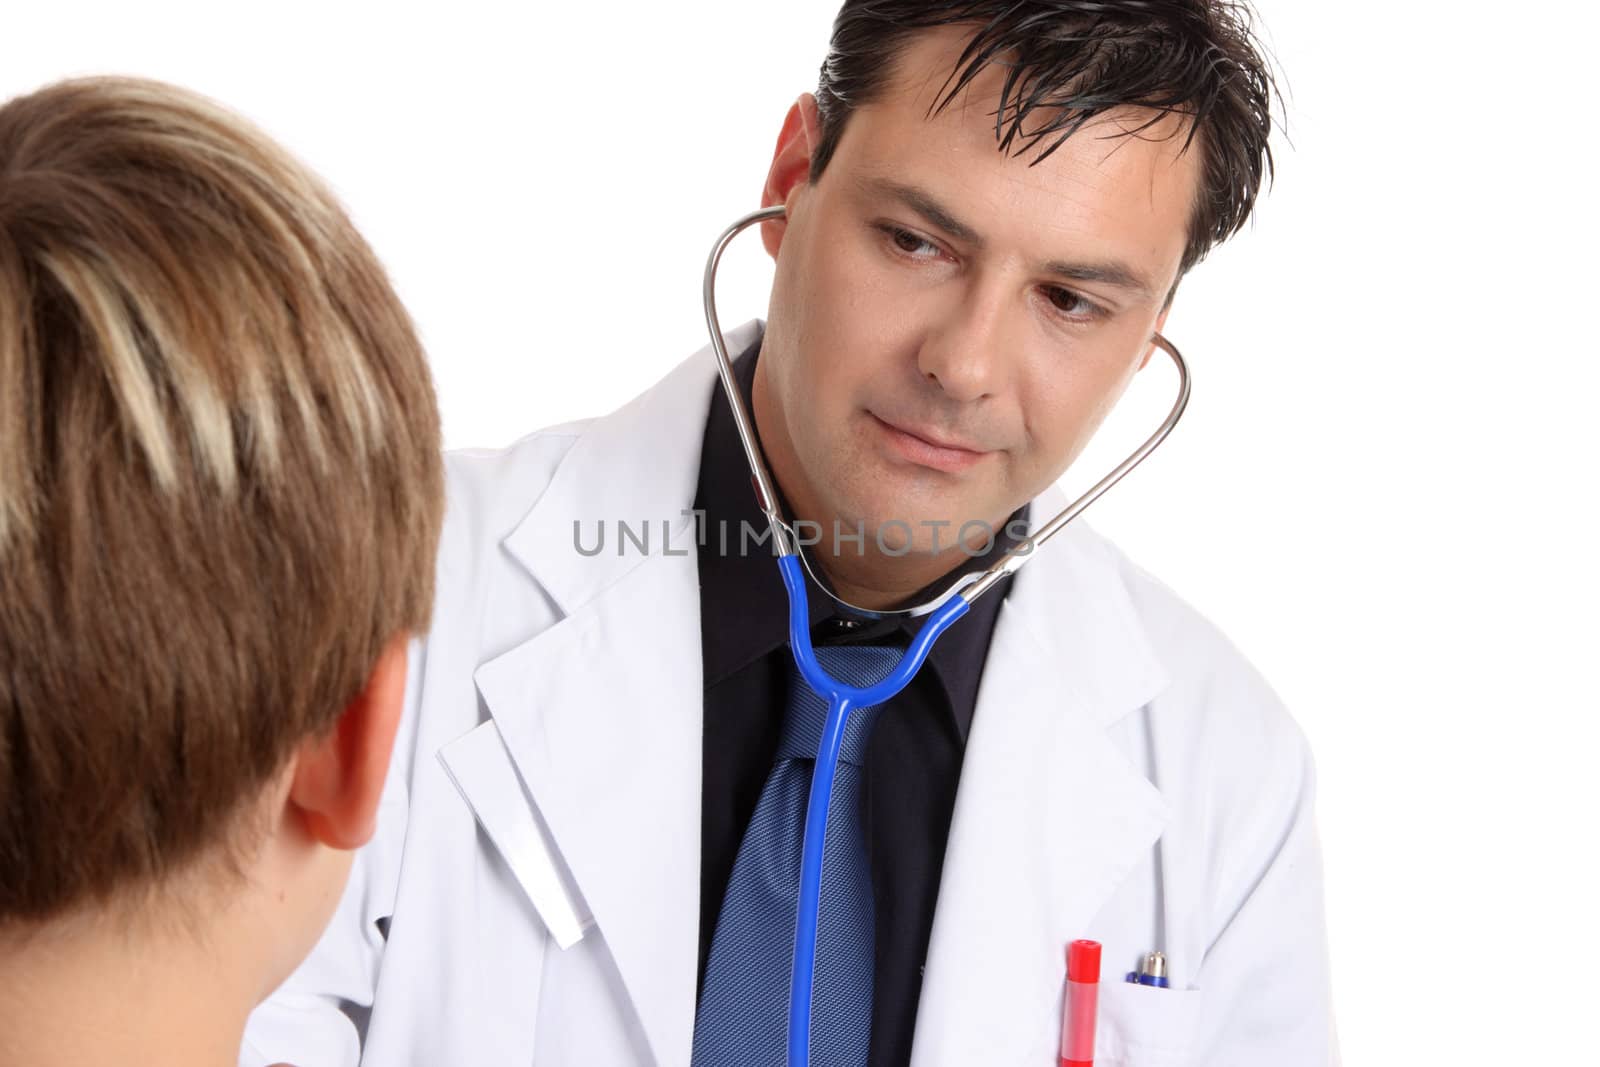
[869,412,992,473]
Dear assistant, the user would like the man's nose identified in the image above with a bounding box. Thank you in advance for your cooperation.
[914,278,1014,403]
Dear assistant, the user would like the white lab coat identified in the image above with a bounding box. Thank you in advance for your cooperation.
[242,320,1336,1067]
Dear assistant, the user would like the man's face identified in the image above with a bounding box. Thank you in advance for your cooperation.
[755,24,1200,559]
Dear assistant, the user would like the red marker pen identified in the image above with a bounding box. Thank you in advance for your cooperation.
[1060,940,1101,1067]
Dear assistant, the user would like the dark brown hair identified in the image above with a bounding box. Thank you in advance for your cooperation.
[813,0,1281,287]
[0,77,444,920]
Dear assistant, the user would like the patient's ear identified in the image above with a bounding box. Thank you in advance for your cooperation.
[287,635,409,850]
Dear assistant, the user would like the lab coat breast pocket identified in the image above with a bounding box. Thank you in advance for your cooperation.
[1095,982,1202,1067]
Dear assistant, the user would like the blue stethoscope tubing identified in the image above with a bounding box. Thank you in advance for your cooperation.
[778,553,970,1067]
[701,204,1190,1067]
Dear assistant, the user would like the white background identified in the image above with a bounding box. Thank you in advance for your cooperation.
[5,2,1596,1061]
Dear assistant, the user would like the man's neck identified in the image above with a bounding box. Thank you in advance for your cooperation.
[0,912,255,1067]
[805,536,996,612]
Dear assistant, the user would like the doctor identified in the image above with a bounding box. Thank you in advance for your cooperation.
[245,3,1335,1065]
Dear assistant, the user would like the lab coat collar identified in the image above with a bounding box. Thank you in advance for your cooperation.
[1005,485,1171,727]
[499,320,755,617]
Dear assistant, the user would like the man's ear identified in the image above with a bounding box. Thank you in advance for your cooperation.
[287,635,409,851]
[1139,302,1176,371]
[759,93,822,259]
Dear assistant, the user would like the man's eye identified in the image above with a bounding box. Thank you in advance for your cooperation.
[1044,286,1101,319]
[884,226,939,258]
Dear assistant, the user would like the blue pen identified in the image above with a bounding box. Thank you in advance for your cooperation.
[1125,951,1170,988]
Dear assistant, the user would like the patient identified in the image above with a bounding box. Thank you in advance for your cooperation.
[0,77,443,1065]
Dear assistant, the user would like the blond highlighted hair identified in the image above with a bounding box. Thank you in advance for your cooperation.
[0,77,444,919]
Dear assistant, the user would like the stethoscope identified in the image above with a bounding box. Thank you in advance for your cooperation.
[702,204,1190,1067]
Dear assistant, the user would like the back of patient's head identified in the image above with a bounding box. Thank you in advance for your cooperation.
[0,76,444,923]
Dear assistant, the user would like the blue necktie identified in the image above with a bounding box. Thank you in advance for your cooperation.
[692,644,900,1067]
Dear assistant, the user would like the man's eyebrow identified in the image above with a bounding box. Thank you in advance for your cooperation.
[856,174,1160,301]
[858,176,982,245]
[1039,258,1157,300]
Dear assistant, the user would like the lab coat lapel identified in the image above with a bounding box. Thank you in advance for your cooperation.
[473,541,701,1066]
[910,492,1173,1067]
[465,322,761,1067]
